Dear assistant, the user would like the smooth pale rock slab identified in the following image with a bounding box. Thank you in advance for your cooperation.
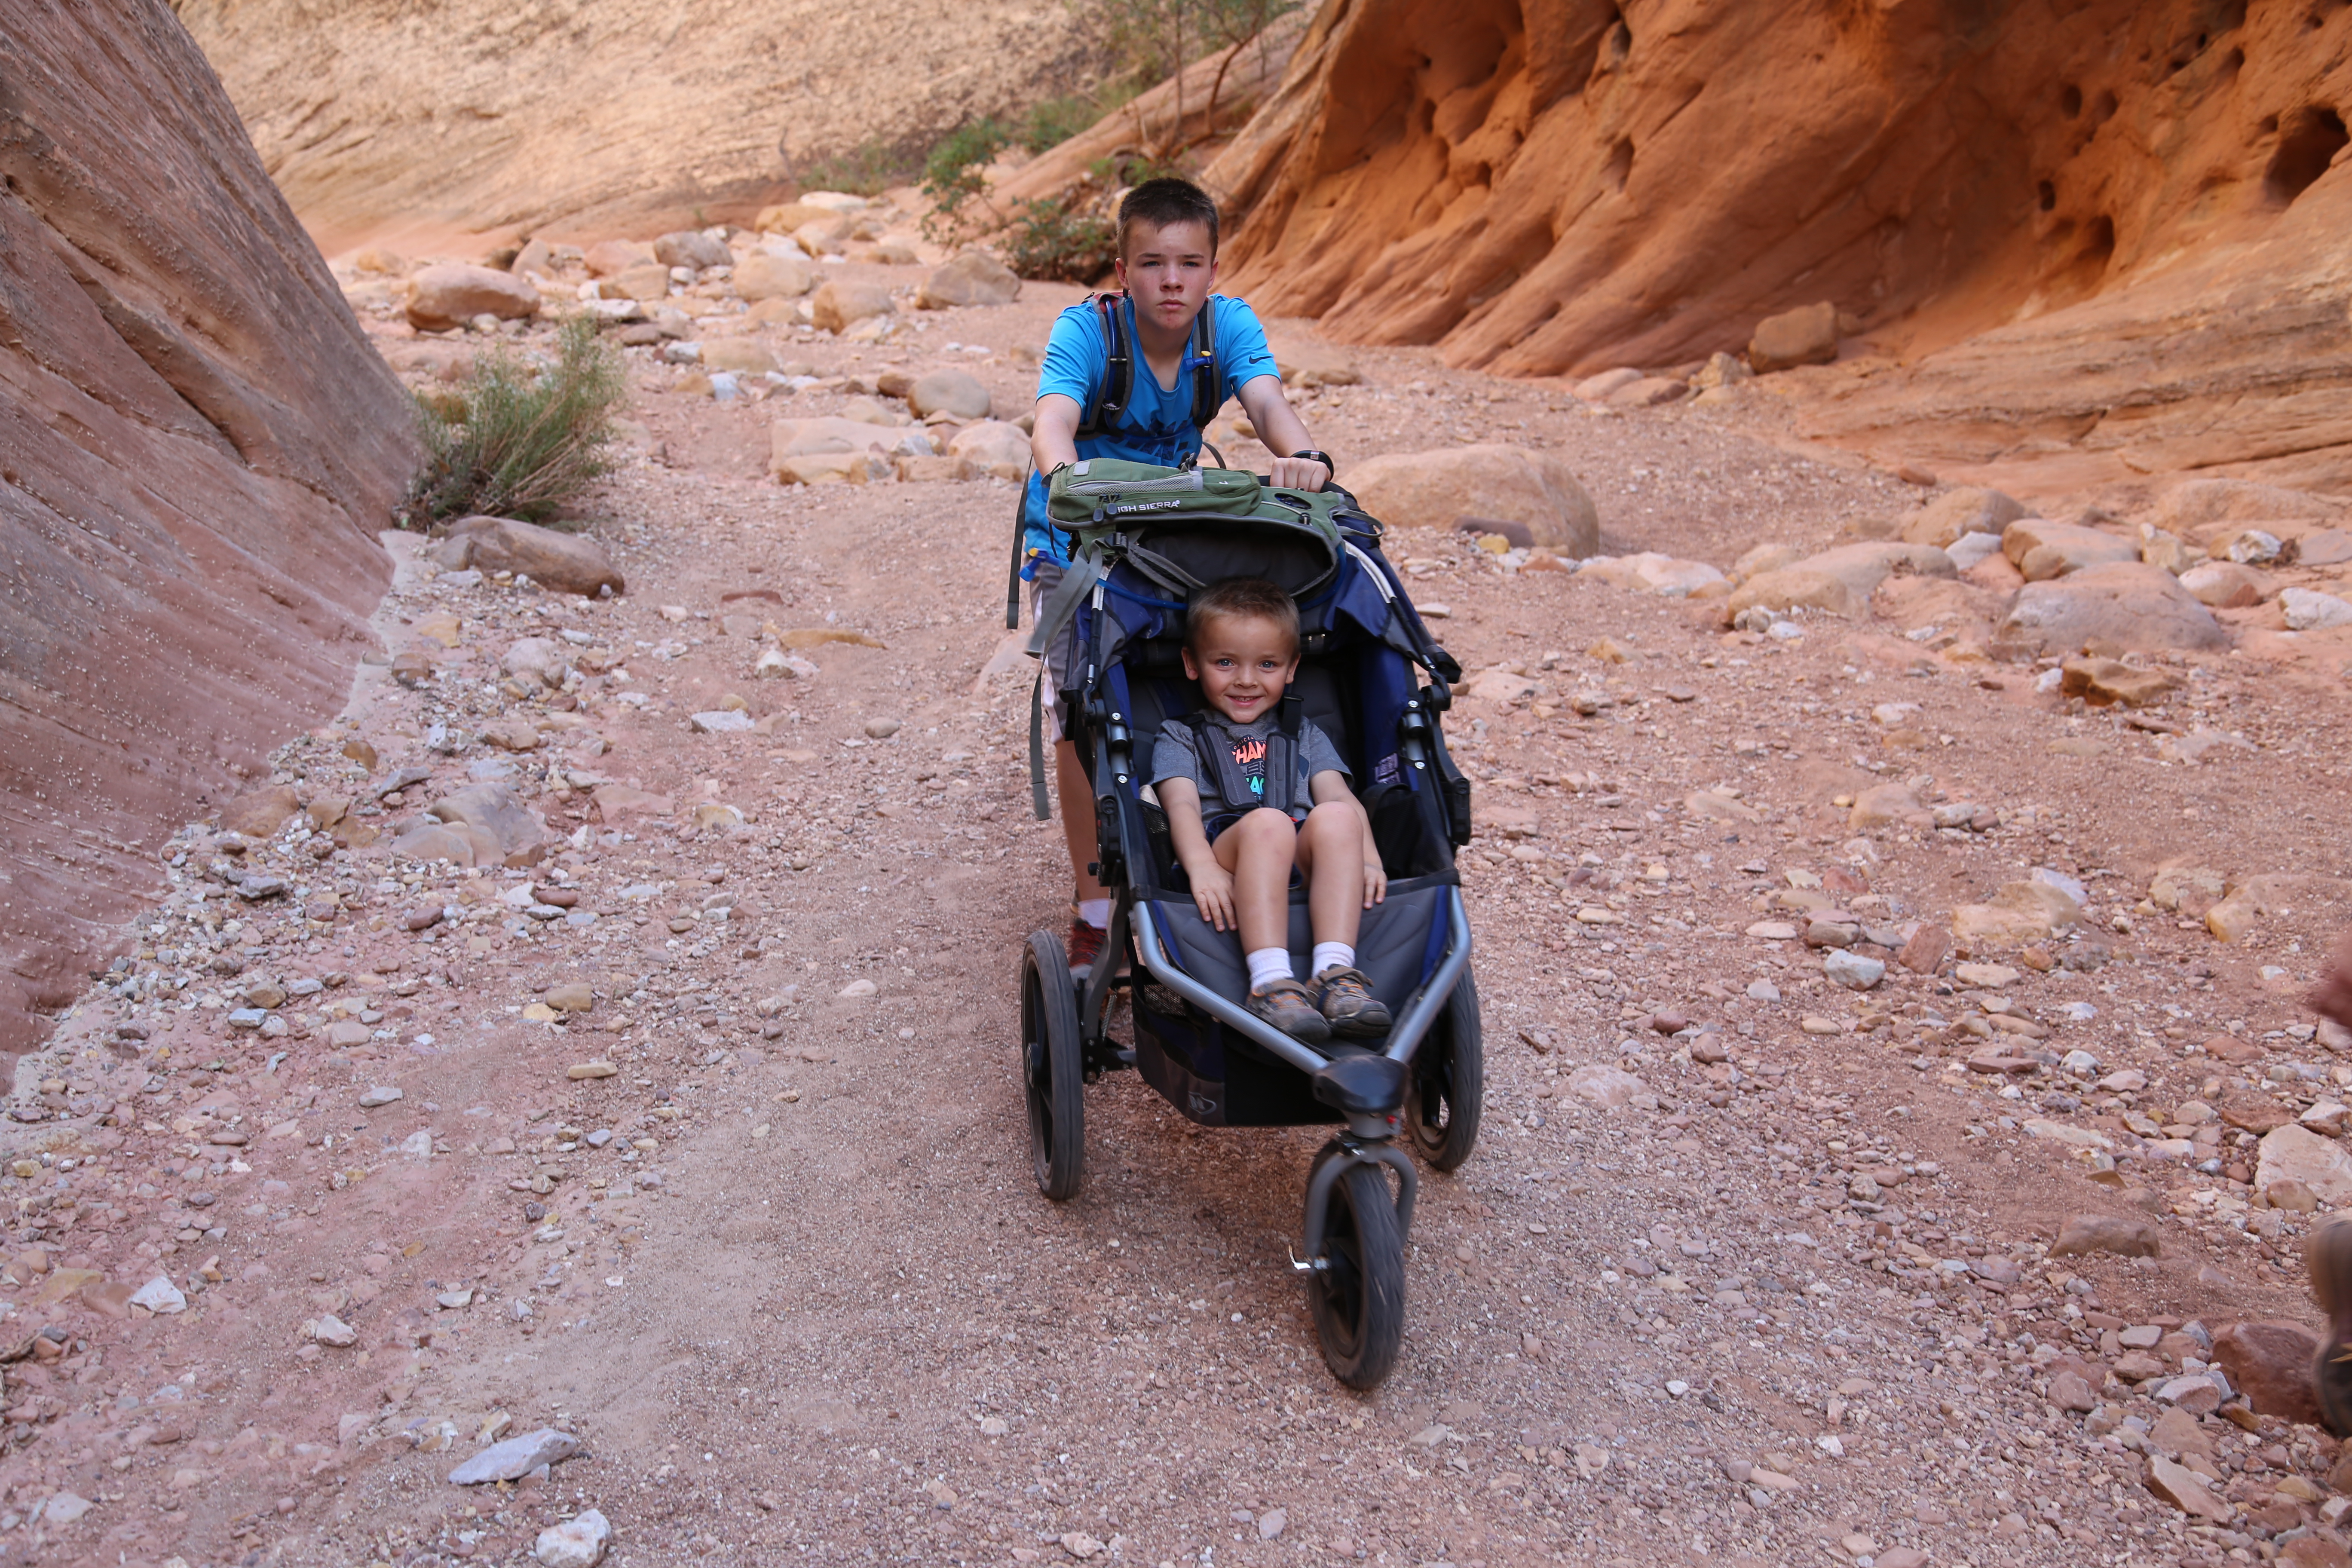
[450,1427,585,1484]
[810,280,893,333]
[1822,949,1884,989]
[1995,562,2227,653]
[946,420,1029,481]
[1348,444,1599,557]
[407,263,539,331]
[735,249,815,301]
[908,368,991,420]
[1725,567,1861,620]
[2179,560,2272,607]
[129,1274,188,1313]
[689,710,754,734]
[2002,518,2140,580]
[2146,1455,2231,1520]
[434,516,625,597]
[1748,302,1838,373]
[1786,541,1957,599]
[1576,553,1725,596]
[916,251,1020,309]
[2284,587,2352,631]
[2060,656,2177,707]
[2257,1124,2352,1208]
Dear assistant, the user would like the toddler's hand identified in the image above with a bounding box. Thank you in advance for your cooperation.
[1191,864,1238,933]
[1362,860,1387,910]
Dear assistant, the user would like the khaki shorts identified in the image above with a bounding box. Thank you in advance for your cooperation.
[1029,560,1078,744]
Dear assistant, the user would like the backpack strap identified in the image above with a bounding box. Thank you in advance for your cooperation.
[1075,293,1133,440]
[1187,296,1219,432]
[1182,704,1308,823]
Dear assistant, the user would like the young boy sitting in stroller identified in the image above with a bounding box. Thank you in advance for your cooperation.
[1152,576,1391,1046]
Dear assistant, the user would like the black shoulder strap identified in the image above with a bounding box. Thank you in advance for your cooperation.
[1183,705,1306,820]
[1188,296,1219,432]
[1076,293,1133,440]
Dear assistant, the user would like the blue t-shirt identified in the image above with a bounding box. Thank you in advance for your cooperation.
[1021,292,1280,573]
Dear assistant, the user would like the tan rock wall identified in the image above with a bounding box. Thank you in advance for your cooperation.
[0,1,415,1053]
[175,0,1099,248]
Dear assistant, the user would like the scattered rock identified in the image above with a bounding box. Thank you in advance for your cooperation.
[535,1508,612,1568]
[2284,587,2352,631]
[734,250,815,301]
[909,368,992,420]
[810,280,894,334]
[544,983,594,1013]
[1565,1065,1655,1110]
[433,516,625,597]
[450,1427,586,1485]
[1994,562,2228,654]
[1725,568,1862,621]
[1576,553,1725,597]
[128,1274,188,1314]
[1347,444,1599,556]
[407,264,539,331]
[2179,560,2272,608]
[1822,949,1884,990]
[2060,657,2177,708]
[690,710,755,734]
[946,420,1030,481]
[1897,924,1950,973]
[1848,783,1931,831]
[2050,1214,2161,1259]
[1902,487,2027,549]
[358,1086,403,1108]
[916,251,1021,309]
[2002,518,2140,580]
[653,230,730,270]
[2146,1455,2231,1521]
[308,1313,357,1347]
[218,784,302,838]
[702,340,780,375]
[566,1062,619,1080]
[2211,1321,2323,1427]
[1747,301,1839,373]
[2257,1124,2352,1208]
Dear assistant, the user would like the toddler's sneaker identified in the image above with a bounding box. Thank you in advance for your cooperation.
[1247,978,1331,1045]
[1312,965,1392,1038]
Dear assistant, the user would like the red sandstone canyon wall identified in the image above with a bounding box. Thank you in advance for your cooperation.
[0,1,416,1053]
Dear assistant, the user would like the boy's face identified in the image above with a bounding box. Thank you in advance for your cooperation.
[1182,612,1297,727]
[1116,217,1217,339]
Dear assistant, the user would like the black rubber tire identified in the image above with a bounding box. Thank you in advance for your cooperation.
[1021,929,1085,1201]
[1404,969,1483,1172]
[1306,1153,1406,1390]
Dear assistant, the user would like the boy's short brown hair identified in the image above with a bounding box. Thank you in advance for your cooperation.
[1118,176,1220,259]
[1186,577,1298,655]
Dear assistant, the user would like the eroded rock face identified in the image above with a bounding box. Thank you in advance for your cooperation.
[178,0,1097,242]
[1208,1,2352,487]
[0,3,413,1054]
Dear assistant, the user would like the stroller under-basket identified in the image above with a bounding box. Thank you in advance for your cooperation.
[1011,459,1484,1388]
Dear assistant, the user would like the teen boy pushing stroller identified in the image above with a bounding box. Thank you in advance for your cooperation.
[1023,176,1339,979]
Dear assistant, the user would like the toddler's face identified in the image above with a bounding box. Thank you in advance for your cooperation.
[1182,612,1297,726]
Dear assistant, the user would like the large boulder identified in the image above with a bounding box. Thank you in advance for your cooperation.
[406,264,540,331]
[947,420,1030,481]
[1747,302,1839,373]
[1901,488,2027,549]
[734,250,815,302]
[433,516,625,597]
[908,368,992,420]
[652,230,731,270]
[1346,445,1599,556]
[916,251,1022,309]
[1724,569,1862,620]
[1994,562,2229,654]
[700,340,780,375]
[1785,541,1956,599]
[1576,553,1724,597]
[0,2,414,1054]
[582,239,654,277]
[2256,1124,2352,1209]
[811,280,895,334]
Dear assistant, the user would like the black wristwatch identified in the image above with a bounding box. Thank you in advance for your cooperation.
[1289,448,1336,477]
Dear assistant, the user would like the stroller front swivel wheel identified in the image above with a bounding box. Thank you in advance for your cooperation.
[1304,1147,1406,1389]
[1020,929,1086,1200]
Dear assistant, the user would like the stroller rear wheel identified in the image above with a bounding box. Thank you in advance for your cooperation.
[1404,970,1482,1172]
[1305,1148,1406,1390]
[1020,929,1085,1200]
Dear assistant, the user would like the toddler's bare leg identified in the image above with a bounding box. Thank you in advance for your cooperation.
[1295,802,1363,952]
[1213,808,1298,956]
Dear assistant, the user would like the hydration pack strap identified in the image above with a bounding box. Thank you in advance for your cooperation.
[1076,294,1219,439]
[1183,695,1307,821]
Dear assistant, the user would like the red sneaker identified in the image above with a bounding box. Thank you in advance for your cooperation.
[1066,916,1107,979]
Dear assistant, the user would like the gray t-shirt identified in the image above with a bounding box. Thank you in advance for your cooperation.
[1151,712,1349,821]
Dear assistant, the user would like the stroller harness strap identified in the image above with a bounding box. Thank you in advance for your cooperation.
[1180,704,1310,822]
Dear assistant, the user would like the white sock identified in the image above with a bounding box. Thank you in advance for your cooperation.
[1076,898,1111,930]
[1246,946,1294,992]
[1312,942,1355,979]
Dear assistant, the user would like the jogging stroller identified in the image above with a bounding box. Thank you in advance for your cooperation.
[1011,458,1482,1389]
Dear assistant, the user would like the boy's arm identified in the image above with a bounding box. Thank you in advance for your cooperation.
[1235,374,1328,492]
[1032,393,1082,475]
[1158,777,1238,932]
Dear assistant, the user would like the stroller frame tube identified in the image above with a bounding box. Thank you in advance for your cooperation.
[1121,887,1473,1077]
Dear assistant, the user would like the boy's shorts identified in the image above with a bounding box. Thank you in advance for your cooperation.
[1029,560,1078,745]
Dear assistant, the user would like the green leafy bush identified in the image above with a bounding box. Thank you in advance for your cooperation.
[923,118,1012,207]
[796,136,921,197]
[1022,92,1112,153]
[400,316,627,528]
[1005,198,1119,283]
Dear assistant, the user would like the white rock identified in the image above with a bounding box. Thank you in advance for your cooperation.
[753,648,819,680]
[37,1491,92,1525]
[450,1427,585,1485]
[689,710,755,733]
[838,978,878,998]
[1822,949,1884,990]
[308,1313,357,1347]
[1945,531,2005,571]
[128,1275,187,1314]
[2302,1102,2350,1136]
[2283,587,2352,631]
[535,1508,612,1568]
[2259,1123,2352,1206]
[502,636,567,687]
